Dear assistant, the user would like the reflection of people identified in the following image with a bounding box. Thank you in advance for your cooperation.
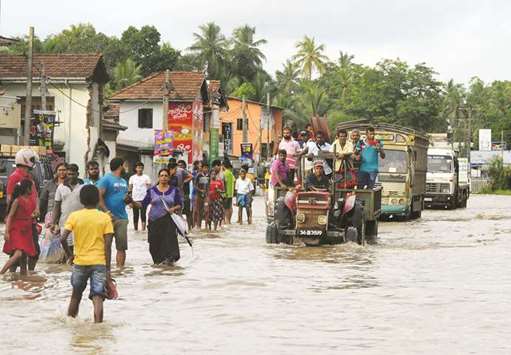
[355,127,385,189]
[305,161,330,191]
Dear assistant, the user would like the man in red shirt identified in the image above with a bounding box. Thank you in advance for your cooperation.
[6,148,40,271]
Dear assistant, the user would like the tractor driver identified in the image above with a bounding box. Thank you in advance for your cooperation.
[305,161,330,192]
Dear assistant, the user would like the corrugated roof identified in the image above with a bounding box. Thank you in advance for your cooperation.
[110,71,206,101]
[0,53,107,82]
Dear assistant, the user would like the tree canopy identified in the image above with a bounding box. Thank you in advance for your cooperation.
[8,23,511,145]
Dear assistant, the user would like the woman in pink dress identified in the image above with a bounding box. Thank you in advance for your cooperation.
[1,179,37,275]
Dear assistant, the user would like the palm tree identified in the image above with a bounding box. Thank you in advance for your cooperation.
[293,36,329,80]
[231,25,267,82]
[189,22,229,79]
[112,58,142,90]
[275,60,300,93]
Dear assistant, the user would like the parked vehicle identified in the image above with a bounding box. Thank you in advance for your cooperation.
[265,153,381,246]
[425,147,470,209]
[336,121,428,220]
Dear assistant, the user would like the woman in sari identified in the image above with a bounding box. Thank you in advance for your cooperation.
[141,167,182,265]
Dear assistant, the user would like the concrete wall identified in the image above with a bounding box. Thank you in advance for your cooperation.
[220,98,282,161]
[1,82,93,174]
[117,101,163,149]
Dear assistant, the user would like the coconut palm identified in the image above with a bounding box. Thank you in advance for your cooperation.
[293,36,329,80]
[112,58,142,91]
[275,60,300,94]
[189,22,229,79]
[231,25,267,82]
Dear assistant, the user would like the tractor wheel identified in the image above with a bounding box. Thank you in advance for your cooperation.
[345,227,358,243]
[266,223,279,244]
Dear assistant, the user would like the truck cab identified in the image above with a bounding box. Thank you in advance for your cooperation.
[377,129,428,219]
[425,148,469,209]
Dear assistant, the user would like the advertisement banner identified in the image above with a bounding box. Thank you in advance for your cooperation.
[222,122,232,155]
[209,129,219,162]
[153,129,174,164]
[168,102,193,160]
[192,99,204,163]
[240,143,253,162]
[30,110,56,150]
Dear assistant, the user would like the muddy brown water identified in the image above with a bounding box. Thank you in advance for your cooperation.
[1,194,511,354]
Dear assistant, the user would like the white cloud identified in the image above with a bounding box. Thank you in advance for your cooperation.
[2,0,510,83]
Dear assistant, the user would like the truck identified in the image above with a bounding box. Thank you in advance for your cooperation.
[336,121,429,220]
[424,135,470,209]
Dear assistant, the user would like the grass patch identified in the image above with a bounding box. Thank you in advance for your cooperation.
[477,187,511,195]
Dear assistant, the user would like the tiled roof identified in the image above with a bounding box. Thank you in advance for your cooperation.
[0,36,18,46]
[110,71,206,101]
[0,53,107,82]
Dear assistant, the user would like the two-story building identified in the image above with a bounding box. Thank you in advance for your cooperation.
[0,53,121,174]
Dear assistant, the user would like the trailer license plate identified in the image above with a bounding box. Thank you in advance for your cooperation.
[424,197,432,202]
[298,230,323,237]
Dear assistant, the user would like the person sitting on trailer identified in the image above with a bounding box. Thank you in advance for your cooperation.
[270,149,290,189]
[305,161,330,192]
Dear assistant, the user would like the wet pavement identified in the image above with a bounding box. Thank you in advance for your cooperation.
[1,194,511,354]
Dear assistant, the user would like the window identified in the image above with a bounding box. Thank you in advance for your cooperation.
[379,150,408,173]
[236,118,243,130]
[138,108,153,128]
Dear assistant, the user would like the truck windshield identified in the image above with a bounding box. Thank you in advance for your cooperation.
[379,150,407,173]
[428,155,453,173]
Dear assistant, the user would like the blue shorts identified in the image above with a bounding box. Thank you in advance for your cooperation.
[71,265,107,299]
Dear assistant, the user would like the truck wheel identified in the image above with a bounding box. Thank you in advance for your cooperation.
[266,223,279,244]
[366,220,378,241]
[411,209,422,219]
[346,227,358,243]
[460,197,467,208]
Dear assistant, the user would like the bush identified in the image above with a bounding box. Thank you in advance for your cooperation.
[487,157,511,190]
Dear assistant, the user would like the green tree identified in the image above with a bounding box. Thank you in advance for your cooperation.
[111,58,142,91]
[189,22,229,80]
[231,25,267,82]
[231,82,257,100]
[293,36,329,80]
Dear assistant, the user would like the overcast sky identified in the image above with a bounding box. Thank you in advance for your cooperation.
[2,0,510,83]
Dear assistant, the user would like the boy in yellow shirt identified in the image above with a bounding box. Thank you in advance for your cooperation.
[60,184,114,323]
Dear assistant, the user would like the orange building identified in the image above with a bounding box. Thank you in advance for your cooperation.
[220,97,283,162]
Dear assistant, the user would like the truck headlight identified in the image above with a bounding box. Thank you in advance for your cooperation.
[399,198,405,204]
[441,187,450,193]
[391,199,397,205]
[296,213,305,223]
[317,215,328,225]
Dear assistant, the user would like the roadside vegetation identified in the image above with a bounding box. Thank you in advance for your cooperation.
[5,23,511,146]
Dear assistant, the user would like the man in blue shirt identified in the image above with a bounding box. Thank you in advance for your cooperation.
[355,126,385,189]
[98,158,129,267]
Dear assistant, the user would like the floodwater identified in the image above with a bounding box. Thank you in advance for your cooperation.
[1,194,511,354]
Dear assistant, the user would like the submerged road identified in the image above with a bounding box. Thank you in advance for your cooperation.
[1,194,510,354]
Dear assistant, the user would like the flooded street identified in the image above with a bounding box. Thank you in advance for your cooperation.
[1,194,511,354]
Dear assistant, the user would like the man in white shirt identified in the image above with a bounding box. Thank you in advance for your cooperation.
[128,161,151,231]
[304,131,332,175]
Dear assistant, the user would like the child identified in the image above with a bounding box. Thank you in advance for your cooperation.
[60,185,114,323]
[208,170,225,231]
[235,169,255,224]
[193,162,209,229]
[1,180,37,275]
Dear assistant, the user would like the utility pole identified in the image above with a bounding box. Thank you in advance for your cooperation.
[266,92,270,161]
[23,26,34,145]
[40,63,47,111]
[162,69,170,130]
[466,106,472,166]
[242,97,248,143]
[501,130,505,161]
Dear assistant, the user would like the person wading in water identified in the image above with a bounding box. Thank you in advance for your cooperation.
[139,166,182,265]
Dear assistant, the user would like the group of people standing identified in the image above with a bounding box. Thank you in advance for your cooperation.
[271,125,386,191]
